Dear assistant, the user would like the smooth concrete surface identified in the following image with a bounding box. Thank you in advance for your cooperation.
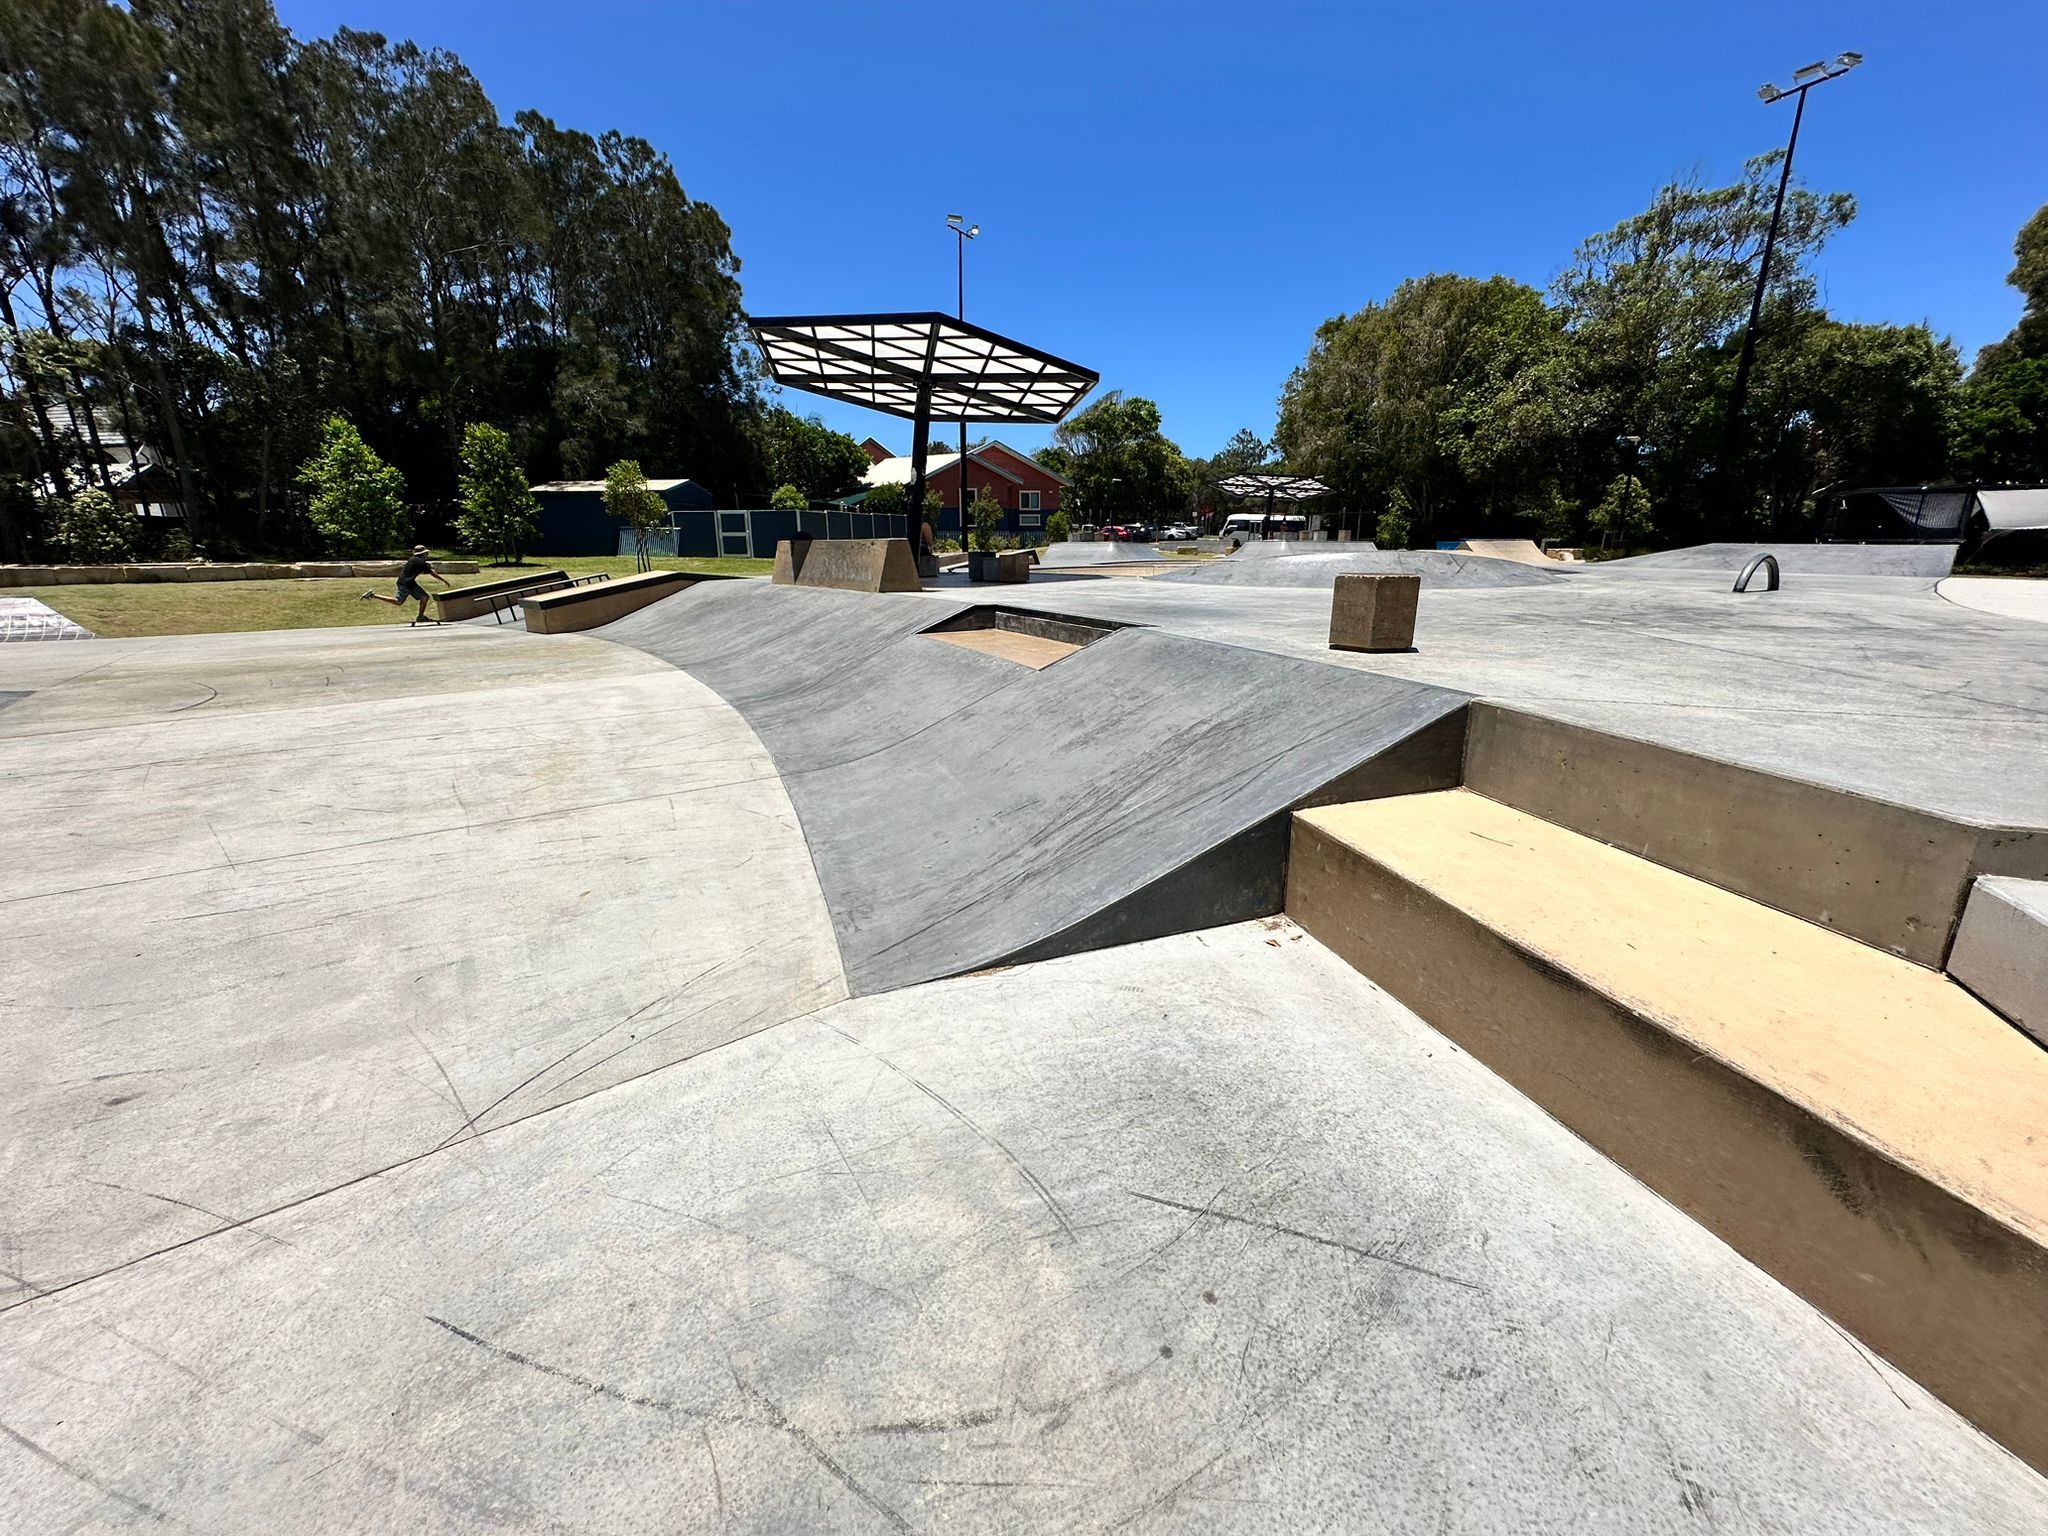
[1940,576,2048,624]
[1464,703,2044,965]
[521,570,720,633]
[0,596,91,641]
[1289,789,2048,1473]
[8,922,2048,1533]
[1602,542,1960,577]
[1949,876,2048,1045]
[0,624,845,1294]
[1328,572,1421,652]
[869,563,2048,831]
[1170,549,1565,589]
[601,580,1468,993]
[924,626,1078,668]
[1037,540,1164,565]
[772,537,921,593]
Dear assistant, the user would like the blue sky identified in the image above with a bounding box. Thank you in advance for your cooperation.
[281,0,2048,461]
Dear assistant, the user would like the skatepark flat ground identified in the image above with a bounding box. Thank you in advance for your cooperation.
[5,553,2048,1531]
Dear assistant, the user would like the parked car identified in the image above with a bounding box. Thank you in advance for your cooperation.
[1161,522,1199,541]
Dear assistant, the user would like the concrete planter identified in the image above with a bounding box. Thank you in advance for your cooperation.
[967,550,992,582]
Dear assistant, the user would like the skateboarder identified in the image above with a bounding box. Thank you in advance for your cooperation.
[361,546,451,624]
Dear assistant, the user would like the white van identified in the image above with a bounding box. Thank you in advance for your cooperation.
[1219,511,1308,541]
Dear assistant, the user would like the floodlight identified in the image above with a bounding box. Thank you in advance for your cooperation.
[1835,51,1862,69]
[1792,60,1828,83]
[1758,83,1782,102]
[946,213,964,228]
[966,225,980,239]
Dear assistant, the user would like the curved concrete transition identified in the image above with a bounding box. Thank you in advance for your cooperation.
[6,922,2046,1532]
[1457,536,1556,565]
[0,625,844,1295]
[1939,575,2048,624]
[1602,541,1960,577]
[1037,540,1167,566]
[1164,548,1565,589]
[600,580,1468,993]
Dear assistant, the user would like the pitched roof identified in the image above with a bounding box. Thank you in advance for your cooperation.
[530,478,693,493]
[862,450,1023,488]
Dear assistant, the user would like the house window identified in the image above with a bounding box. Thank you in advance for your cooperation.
[1018,490,1040,511]
[1019,513,1042,528]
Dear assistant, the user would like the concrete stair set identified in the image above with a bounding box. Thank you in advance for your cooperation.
[1285,702,2048,1473]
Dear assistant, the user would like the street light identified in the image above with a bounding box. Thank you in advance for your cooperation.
[947,214,980,550]
[1726,50,1862,514]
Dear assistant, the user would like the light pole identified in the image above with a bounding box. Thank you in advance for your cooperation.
[947,214,979,547]
[1725,51,1861,513]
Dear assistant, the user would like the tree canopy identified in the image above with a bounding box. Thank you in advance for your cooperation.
[0,0,759,559]
[1048,391,1194,523]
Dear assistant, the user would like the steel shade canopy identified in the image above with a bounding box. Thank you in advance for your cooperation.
[749,313,1097,426]
[1214,472,1331,540]
[1214,473,1331,501]
[750,312,1097,555]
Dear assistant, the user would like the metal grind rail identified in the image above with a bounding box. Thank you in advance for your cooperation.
[484,572,611,624]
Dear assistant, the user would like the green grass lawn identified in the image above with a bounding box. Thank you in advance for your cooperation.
[17,555,771,639]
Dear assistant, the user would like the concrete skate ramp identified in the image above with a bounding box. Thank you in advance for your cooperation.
[1038,540,1166,565]
[1604,542,1959,577]
[1165,548,1565,589]
[1228,538,1374,558]
[1458,537,1555,566]
[601,581,1468,993]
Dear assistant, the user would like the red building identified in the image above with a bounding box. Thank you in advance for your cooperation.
[859,437,1069,539]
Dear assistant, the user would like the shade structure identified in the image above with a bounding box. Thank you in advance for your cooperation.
[748,313,1098,426]
[1214,473,1331,501]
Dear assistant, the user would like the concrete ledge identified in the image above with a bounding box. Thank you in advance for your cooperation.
[523,571,734,634]
[431,569,570,623]
[771,537,920,594]
[1287,788,2048,1474]
[1949,877,2048,1045]
[1464,703,2048,966]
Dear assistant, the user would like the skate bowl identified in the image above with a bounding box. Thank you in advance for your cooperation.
[599,579,1470,993]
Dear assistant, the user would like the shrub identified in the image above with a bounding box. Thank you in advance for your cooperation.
[969,484,1003,552]
[603,458,668,571]
[52,487,135,563]
[769,483,808,510]
[1375,486,1413,550]
[298,416,408,555]
[458,423,541,565]
[1046,508,1072,542]
[1589,474,1654,546]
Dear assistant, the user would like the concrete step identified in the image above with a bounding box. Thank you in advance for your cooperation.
[1464,703,2048,967]
[1950,876,2048,1046]
[1287,787,2048,1474]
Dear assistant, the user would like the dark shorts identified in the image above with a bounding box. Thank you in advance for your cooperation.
[396,578,427,604]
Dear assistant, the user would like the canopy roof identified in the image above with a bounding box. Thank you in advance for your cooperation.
[1978,487,2048,533]
[1214,472,1331,501]
[748,312,1098,425]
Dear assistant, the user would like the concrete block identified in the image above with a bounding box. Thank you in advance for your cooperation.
[1328,572,1419,652]
[990,550,1032,584]
[0,566,59,586]
[771,538,812,585]
[292,562,357,578]
[780,537,920,594]
[524,571,722,634]
[1949,877,2048,1045]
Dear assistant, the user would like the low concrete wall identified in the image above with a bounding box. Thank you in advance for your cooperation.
[524,571,734,634]
[1287,802,2048,1477]
[0,559,480,586]
[1463,703,2048,967]
[431,569,570,623]
[771,538,920,594]
[1948,877,2048,1045]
